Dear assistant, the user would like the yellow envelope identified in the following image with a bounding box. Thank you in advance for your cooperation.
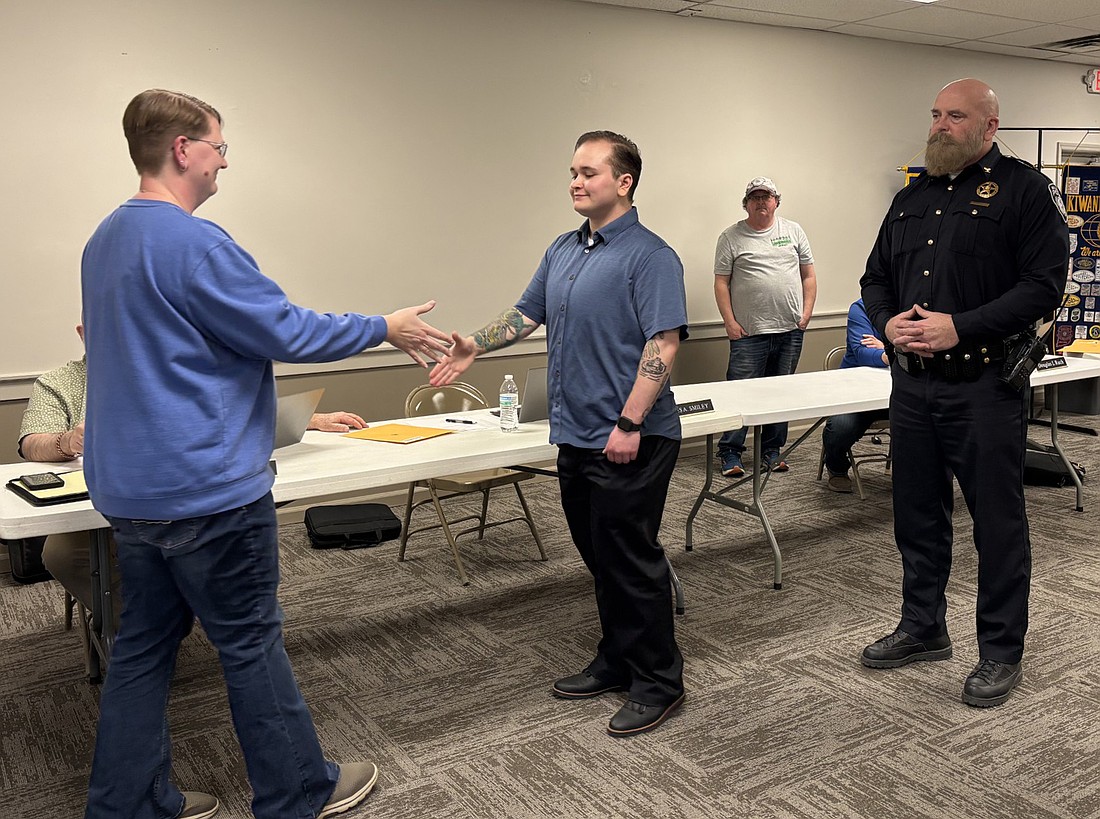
[343,423,454,444]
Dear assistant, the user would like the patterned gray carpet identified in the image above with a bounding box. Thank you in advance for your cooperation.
[2,414,1099,819]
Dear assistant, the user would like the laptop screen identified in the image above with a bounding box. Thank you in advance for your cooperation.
[517,367,548,423]
[274,388,325,449]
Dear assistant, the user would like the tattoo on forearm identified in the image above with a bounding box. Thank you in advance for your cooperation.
[639,334,670,383]
[472,308,528,353]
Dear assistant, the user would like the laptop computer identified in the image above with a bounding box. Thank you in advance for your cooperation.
[274,388,325,448]
[490,367,549,423]
[518,367,549,423]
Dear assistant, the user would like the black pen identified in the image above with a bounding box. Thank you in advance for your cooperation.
[445,418,477,425]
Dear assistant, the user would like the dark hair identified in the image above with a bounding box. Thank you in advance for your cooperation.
[122,89,223,174]
[575,130,641,201]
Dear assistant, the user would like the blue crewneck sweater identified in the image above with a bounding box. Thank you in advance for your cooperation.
[81,199,387,519]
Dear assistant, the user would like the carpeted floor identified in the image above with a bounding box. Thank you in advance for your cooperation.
[1,413,1098,819]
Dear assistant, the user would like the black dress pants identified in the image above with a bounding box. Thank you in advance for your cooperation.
[890,364,1031,664]
[557,435,684,705]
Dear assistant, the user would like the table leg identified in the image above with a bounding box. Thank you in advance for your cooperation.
[751,430,782,590]
[1045,384,1085,512]
[684,429,784,589]
[684,434,715,553]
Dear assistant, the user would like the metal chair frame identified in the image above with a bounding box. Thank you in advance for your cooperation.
[398,383,546,584]
[816,345,892,500]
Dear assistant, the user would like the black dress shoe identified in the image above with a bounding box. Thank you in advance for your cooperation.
[607,694,684,737]
[861,629,952,668]
[962,659,1022,707]
[552,671,625,699]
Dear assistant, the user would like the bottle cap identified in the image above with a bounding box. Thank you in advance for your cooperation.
[505,374,513,380]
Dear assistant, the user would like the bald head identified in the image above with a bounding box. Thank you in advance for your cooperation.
[939,78,999,118]
[925,78,1000,176]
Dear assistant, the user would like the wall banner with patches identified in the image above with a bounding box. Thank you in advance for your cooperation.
[1056,165,1100,351]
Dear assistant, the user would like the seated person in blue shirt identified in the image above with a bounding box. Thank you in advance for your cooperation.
[822,298,889,493]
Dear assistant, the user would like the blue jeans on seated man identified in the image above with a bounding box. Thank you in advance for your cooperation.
[822,408,890,476]
[85,493,339,819]
[717,329,804,461]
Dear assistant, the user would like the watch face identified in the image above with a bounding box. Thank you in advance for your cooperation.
[617,416,639,432]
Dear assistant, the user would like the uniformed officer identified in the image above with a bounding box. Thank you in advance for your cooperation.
[858,78,1069,706]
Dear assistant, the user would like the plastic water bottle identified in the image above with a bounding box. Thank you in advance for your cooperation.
[499,374,519,432]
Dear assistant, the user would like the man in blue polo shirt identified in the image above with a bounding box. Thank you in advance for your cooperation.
[431,131,688,736]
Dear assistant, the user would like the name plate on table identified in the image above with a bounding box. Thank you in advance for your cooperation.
[676,399,715,416]
[1036,356,1067,371]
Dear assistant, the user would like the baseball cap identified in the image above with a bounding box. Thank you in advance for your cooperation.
[745,176,779,197]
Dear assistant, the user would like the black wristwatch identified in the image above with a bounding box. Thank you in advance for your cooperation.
[616,416,642,433]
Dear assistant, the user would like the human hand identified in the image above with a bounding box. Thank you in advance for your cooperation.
[309,411,366,432]
[886,306,924,355]
[602,426,640,464]
[888,305,959,355]
[726,320,746,340]
[66,422,85,456]
[383,300,453,368]
[907,305,958,354]
[429,333,477,386]
[861,334,885,350]
[798,313,811,330]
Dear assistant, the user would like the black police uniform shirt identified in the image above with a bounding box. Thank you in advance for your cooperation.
[861,143,1070,344]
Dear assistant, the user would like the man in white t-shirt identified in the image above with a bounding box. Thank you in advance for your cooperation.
[713,176,817,477]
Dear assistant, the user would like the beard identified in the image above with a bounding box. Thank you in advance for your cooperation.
[924,126,985,177]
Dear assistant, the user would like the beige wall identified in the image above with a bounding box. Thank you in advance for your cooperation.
[1,0,1094,387]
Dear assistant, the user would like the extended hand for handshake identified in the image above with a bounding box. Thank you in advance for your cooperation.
[384,300,476,388]
[383,300,454,368]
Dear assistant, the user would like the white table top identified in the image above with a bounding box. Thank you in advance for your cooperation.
[3,355,1097,540]
[673,366,892,428]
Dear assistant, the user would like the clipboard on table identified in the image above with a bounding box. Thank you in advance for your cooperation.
[6,470,90,506]
[343,423,454,444]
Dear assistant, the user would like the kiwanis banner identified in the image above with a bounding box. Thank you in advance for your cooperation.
[1056,165,1100,351]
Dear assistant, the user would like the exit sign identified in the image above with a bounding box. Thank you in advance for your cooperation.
[1088,69,1100,94]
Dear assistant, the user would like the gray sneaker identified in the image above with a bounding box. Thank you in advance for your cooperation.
[318,762,380,819]
[827,474,852,493]
[178,792,220,819]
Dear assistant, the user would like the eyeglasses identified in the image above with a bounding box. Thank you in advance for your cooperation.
[186,137,228,157]
[747,193,775,202]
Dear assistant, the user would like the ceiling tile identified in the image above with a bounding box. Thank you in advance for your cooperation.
[980,23,1097,48]
[951,41,1070,60]
[937,0,1100,25]
[830,22,964,47]
[683,5,843,31]
[702,0,911,24]
[571,0,1100,65]
[865,7,1040,40]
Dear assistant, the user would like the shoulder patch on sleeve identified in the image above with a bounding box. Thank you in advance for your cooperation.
[1049,182,1068,224]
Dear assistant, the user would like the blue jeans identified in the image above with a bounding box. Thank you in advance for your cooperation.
[822,408,890,476]
[85,493,339,819]
[717,329,804,457]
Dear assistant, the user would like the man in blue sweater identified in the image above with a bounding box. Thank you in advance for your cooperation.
[821,298,890,493]
[80,89,451,819]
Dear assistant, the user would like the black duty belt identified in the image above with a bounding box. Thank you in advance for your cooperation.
[894,340,1007,382]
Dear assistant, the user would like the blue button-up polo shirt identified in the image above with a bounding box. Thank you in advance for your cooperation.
[516,207,688,449]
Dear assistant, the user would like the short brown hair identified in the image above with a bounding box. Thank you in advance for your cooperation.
[575,130,642,201]
[122,89,223,174]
